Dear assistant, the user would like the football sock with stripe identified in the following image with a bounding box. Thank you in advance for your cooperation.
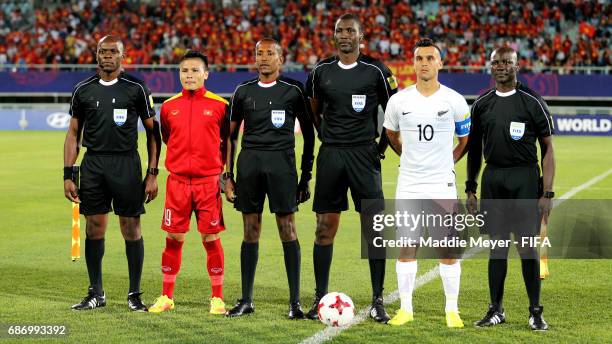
[396,260,417,313]
[240,241,259,302]
[282,240,301,304]
[161,237,184,299]
[203,238,224,299]
[85,238,105,295]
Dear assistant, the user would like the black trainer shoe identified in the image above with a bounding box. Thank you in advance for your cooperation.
[288,302,304,319]
[529,306,548,331]
[127,292,148,312]
[226,299,254,317]
[475,305,506,327]
[71,287,106,311]
[370,297,390,323]
[305,294,322,320]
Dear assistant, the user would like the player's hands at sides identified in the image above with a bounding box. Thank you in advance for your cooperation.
[538,197,552,224]
[225,178,237,203]
[64,179,80,203]
[466,191,478,215]
[296,180,310,204]
[144,174,158,203]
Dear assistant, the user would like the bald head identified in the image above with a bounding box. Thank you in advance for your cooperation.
[97,35,124,55]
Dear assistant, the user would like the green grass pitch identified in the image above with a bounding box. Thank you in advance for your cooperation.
[0,132,610,343]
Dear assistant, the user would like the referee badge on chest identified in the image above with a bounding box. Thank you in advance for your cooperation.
[352,95,366,112]
[271,110,285,128]
[113,108,128,126]
[509,121,525,140]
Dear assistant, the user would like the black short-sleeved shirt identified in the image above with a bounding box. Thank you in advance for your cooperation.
[69,72,155,153]
[230,76,308,151]
[470,82,554,167]
[306,54,397,146]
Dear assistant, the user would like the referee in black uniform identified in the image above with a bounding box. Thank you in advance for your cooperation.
[224,38,315,318]
[63,35,161,312]
[466,47,555,330]
[305,13,398,323]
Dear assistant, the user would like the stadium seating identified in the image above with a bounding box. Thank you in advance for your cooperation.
[1,0,610,71]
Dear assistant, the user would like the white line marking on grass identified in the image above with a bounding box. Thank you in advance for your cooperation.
[555,168,612,203]
[299,168,612,344]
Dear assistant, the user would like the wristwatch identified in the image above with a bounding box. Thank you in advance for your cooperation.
[543,191,555,199]
[222,172,234,180]
[146,167,159,176]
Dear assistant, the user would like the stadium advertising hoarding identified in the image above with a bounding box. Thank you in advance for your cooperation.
[1,70,611,97]
[1,107,609,136]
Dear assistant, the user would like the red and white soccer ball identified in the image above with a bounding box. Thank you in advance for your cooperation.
[318,292,355,327]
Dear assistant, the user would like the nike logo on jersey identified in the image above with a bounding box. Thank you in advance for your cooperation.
[437,110,449,116]
[402,111,411,116]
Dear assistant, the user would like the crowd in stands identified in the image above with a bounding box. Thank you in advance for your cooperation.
[1,0,610,72]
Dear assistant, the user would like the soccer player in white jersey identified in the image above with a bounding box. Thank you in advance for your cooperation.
[383,38,471,327]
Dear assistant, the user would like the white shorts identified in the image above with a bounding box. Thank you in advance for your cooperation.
[394,181,458,242]
[395,182,458,200]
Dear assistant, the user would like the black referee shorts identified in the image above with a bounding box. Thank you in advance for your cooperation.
[313,142,384,213]
[235,149,298,214]
[480,164,541,237]
[79,150,145,217]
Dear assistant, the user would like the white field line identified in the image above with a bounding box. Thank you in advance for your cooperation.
[299,168,612,344]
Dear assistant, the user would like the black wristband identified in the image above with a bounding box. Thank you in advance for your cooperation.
[465,180,478,194]
[146,167,159,175]
[63,167,73,181]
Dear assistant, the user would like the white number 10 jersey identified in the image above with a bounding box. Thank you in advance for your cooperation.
[383,84,470,192]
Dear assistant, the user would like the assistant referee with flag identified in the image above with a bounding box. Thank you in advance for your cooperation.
[466,46,556,331]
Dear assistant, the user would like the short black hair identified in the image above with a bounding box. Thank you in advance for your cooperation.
[180,50,209,69]
[413,38,442,55]
[336,13,362,33]
[256,38,283,57]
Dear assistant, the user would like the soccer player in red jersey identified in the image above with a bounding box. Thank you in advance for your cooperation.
[149,51,230,315]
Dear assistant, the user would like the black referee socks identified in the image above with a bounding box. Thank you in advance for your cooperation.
[282,240,301,304]
[313,243,333,298]
[521,258,541,307]
[369,259,386,299]
[125,237,144,294]
[240,241,259,303]
[488,258,508,309]
[85,238,105,295]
